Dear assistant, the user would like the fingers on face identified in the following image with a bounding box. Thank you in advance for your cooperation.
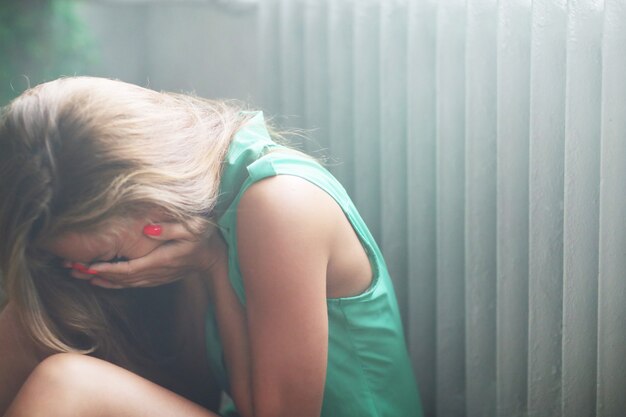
[88,258,135,275]
[68,262,99,280]
[64,222,196,287]
[89,277,124,289]
[90,276,171,289]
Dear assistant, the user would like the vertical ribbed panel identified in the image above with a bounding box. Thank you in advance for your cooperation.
[380,0,409,331]
[527,1,567,416]
[496,1,531,417]
[597,1,626,416]
[278,0,306,130]
[258,0,281,113]
[435,1,466,416]
[302,0,329,154]
[465,0,497,416]
[257,1,626,416]
[352,0,382,242]
[561,1,602,416]
[327,0,354,189]
[407,1,437,415]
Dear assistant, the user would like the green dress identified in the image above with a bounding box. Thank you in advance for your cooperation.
[205,112,423,417]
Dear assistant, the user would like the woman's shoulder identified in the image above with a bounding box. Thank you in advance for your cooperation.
[236,174,338,249]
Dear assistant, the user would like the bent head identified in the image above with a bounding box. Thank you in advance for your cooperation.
[0,77,246,356]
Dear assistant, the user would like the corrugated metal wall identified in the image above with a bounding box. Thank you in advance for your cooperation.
[256,1,626,416]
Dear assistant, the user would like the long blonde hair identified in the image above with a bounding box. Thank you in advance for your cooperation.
[0,77,250,365]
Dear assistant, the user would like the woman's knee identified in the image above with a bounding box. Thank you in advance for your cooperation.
[29,353,90,386]
[7,352,214,417]
[6,353,103,416]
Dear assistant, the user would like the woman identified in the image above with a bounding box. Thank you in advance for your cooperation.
[0,77,422,417]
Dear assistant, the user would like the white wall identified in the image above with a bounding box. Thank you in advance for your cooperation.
[76,1,259,101]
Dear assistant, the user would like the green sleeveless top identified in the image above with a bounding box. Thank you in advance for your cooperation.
[205,112,423,417]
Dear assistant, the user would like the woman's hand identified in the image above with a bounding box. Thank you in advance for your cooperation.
[71,223,217,289]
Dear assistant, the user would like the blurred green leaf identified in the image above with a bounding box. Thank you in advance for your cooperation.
[0,0,94,105]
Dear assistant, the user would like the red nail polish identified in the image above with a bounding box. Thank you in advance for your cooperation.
[143,224,162,236]
[72,263,98,275]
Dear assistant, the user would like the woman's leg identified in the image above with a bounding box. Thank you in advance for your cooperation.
[4,353,220,417]
[0,303,52,415]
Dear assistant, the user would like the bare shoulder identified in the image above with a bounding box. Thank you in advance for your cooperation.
[238,174,337,215]
[236,175,339,246]
[236,174,373,299]
[235,174,340,297]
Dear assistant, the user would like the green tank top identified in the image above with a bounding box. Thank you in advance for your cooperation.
[205,112,423,417]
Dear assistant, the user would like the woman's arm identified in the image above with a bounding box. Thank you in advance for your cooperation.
[208,243,255,417]
[230,175,336,417]
[0,302,52,415]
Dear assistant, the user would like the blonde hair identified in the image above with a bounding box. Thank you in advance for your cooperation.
[0,77,251,365]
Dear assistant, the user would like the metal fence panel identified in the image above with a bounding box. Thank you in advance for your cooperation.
[258,0,626,416]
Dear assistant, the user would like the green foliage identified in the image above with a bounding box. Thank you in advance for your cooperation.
[0,0,94,105]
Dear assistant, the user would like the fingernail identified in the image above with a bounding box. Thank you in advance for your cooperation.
[72,262,98,275]
[143,224,162,236]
